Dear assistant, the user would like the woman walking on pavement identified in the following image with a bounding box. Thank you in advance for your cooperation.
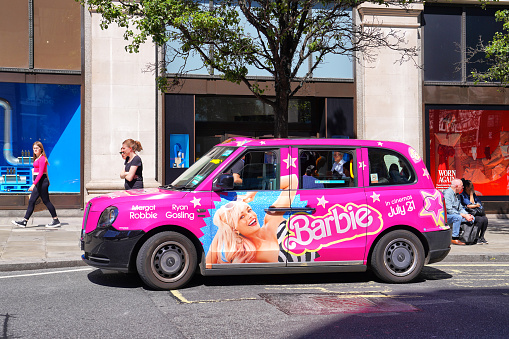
[12,141,60,228]
[120,139,144,190]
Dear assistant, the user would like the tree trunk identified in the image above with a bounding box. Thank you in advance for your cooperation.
[274,85,289,138]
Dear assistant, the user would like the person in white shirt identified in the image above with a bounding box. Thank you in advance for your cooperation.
[331,151,346,178]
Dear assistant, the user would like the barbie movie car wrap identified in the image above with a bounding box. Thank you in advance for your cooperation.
[81,138,451,290]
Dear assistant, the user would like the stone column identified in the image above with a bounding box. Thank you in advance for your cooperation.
[83,9,161,204]
[355,3,424,156]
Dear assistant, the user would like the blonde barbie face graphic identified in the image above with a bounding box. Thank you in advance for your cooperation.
[235,204,259,236]
[216,201,260,237]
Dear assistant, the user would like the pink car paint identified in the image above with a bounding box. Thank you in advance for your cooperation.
[81,138,450,290]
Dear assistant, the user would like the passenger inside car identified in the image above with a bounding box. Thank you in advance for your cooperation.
[302,165,324,189]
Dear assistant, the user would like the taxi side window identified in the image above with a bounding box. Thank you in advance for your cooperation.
[368,148,415,186]
[299,149,357,189]
[225,150,279,190]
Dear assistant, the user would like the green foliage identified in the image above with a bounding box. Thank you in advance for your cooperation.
[472,9,509,86]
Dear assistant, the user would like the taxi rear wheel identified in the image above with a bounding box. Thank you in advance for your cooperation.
[370,230,424,283]
[136,231,197,290]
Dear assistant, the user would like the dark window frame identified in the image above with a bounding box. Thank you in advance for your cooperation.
[0,0,80,74]
[423,4,507,85]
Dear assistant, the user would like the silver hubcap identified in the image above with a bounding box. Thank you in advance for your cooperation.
[151,241,189,283]
[383,238,417,276]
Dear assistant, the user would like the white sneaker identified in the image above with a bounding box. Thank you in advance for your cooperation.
[46,219,61,228]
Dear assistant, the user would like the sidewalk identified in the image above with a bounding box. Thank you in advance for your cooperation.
[0,209,85,271]
[0,211,508,272]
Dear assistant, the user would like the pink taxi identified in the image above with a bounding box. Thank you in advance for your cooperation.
[80,138,451,290]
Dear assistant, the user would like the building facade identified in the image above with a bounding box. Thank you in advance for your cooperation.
[0,1,508,213]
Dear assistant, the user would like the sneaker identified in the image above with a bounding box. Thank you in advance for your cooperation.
[476,239,484,245]
[480,238,489,244]
[12,219,27,228]
[45,218,61,228]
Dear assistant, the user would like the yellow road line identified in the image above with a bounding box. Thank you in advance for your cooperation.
[430,263,509,267]
[171,290,258,304]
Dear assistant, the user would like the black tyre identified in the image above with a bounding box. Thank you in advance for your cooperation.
[136,231,197,290]
[370,230,425,283]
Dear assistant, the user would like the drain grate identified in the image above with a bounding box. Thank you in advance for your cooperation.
[259,293,419,315]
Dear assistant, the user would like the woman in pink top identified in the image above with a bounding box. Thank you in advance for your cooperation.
[12,141,60,228]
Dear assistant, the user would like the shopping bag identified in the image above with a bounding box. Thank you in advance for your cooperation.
[33,197,46,212]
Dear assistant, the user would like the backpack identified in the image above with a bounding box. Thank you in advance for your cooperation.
[459,222,479,245]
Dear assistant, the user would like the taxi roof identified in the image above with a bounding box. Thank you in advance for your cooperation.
[219,137,412,152]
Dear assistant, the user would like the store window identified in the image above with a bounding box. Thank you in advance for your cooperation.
[423,4,506,83]
[428,106,509,197]
[165,2,353,79]
[0,82,81,193]
[194,96,326,159]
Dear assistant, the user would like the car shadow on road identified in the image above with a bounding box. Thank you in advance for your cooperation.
[85,266,452,290]
[87,269,144,289]
[186,266,453,289]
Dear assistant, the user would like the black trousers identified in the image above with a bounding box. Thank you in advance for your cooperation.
[474,215,488,239]
[25,174,57,219]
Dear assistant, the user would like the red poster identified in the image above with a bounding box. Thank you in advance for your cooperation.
[429,109,509,196]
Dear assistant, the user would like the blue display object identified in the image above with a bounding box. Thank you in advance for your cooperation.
[170,134,189,168]
[0,82,81,193]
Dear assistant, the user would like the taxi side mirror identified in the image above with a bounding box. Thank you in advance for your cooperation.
[213,174,234,191]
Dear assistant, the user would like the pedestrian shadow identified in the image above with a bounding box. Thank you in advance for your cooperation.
[16,222,70,229]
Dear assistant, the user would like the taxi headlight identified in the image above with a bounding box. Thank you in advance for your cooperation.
[97,206,118,228]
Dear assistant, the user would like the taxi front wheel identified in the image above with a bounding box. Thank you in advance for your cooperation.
[136,231,197,290]
[370,230,425,283]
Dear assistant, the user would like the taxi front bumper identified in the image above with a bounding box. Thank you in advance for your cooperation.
[81,226,145,272]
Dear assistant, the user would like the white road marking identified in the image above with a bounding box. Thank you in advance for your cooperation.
[0,267,93,279]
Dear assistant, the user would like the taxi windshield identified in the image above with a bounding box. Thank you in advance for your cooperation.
[166,146,237,190]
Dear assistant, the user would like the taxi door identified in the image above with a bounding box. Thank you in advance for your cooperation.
[283,146,371,265]
[205,146,292,268]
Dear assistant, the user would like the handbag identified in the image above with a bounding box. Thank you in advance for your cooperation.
[466,204,485,217]
[33,196,46,212]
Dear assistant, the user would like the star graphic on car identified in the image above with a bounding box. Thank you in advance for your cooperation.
[358,161,366,170]
[190,197,201,208]
[283,154,297,169]
[317,196,329,208]
[419,190,445,227]
[370,191,380,202]
[422,168,430,179]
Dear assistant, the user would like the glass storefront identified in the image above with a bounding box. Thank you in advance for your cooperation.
[195,96,325,159]
[0,82,81,193]
[428,106,509,196]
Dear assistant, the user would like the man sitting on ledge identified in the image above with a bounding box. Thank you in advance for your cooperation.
[444,178,474,245]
